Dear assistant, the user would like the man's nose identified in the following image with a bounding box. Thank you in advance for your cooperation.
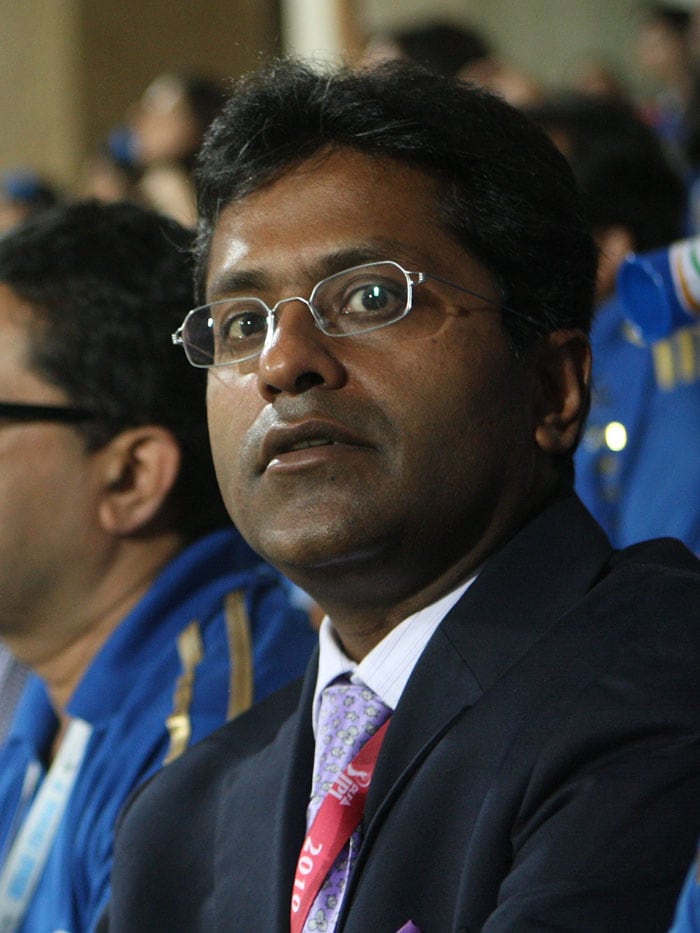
[256,297,346,399]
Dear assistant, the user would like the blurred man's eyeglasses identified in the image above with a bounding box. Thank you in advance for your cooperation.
[0,401,96,424]
[172,259,543,369]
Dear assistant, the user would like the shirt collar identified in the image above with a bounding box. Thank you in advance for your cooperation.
[313,573,477,735]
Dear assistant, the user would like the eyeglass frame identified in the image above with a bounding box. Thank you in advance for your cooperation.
[171,259,546,369]
[0,401,97,424]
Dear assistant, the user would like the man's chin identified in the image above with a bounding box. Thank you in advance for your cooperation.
[260,537,361,576]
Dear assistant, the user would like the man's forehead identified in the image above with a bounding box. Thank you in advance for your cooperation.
[203,150,457,299]
[207,145,441,236]
[205,236,423,300]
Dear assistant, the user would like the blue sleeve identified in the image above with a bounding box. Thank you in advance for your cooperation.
[669,849,700,933]
[247,567,317,701]
[615,373,700,555]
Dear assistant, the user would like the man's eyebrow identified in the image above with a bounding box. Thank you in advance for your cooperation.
[206,240,412,301]
[317,244,399,276]
[207,269,269,301]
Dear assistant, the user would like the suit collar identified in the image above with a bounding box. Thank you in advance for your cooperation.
[362,494,611,839]
[343,498,612,929]
[213,660,317,930]
[214,496,611,930]
[440,493,612,692]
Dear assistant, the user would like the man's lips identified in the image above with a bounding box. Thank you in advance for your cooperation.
[259,419,372,472]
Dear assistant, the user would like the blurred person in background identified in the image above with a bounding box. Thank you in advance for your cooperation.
[0,647,27,743]
[359,17,493,77]
[0,199,315,932]
[0,169,60,236]
[634,3,698,163]
[0,167,63,744]
[126,71,226,227]
[529,93,700,553]
[354,16,543,107]
[567,54,630,100]
[79,126,141,206]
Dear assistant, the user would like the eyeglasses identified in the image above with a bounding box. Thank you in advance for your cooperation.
[172,260,543,368]
[0,401,97,424]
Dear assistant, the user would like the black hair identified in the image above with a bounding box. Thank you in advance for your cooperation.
[638,3,692,36]
[527,94,686,250]
[389,20,492,77]
[194,58,598,355]
[0,199,229,540]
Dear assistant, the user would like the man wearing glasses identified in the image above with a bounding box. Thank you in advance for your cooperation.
[0,200,316,933]
[107,61,700,932]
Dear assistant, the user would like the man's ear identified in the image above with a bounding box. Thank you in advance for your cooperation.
[533,329,592,455]
[97,426,182,536]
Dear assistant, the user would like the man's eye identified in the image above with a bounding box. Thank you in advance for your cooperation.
[219,308,267,341]
[342,281,403,315]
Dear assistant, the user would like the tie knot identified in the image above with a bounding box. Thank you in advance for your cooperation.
[311,679,390,809]
[317,680,389,744]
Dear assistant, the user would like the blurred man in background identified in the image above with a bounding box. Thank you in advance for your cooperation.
[529,93,700,553]
[0,199,315,932]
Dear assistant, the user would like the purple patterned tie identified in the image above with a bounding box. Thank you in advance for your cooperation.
[301,678,391,933]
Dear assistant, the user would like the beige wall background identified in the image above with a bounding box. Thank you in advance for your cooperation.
[0,0,280,190]
[358,0,643,87]
[0,0,668,191]
[0,0,82,189]
[288,0,647,86]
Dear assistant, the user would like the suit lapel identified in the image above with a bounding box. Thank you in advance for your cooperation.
[213,661,318,931]
[365,630,482,825]
[351,496,612,912]
[440,494,612,692]
[214,496,612,931]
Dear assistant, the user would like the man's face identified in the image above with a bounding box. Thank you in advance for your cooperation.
[0,286,104,638]
[205,149,553,604]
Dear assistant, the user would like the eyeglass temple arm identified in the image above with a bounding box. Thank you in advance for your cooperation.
[410,270,547,333]
[0,402,96,422]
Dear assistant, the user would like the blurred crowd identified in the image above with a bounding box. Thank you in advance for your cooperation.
[6,4,700,234]
[6,5,700,237]
[1,69,226,235]
[0,5,699,930]
[345,4,700,559]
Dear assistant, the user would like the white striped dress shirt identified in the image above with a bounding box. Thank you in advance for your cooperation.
[312,574,477,735]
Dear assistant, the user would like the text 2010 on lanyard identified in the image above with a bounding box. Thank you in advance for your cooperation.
[290,718,390,933]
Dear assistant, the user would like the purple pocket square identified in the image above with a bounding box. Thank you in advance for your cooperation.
[396,923,421,933]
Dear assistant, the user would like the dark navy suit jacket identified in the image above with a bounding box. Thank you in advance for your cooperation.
[105,496,700,932]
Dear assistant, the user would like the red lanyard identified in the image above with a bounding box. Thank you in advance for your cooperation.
[290,718,390,933]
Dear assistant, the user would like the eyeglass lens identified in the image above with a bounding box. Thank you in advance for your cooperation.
[181,261,411,367]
